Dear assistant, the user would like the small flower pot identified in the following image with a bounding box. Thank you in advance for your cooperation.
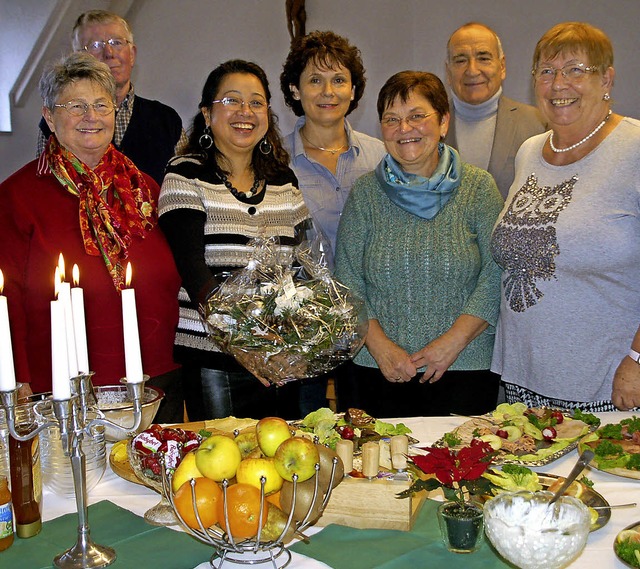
[437,501,484,553]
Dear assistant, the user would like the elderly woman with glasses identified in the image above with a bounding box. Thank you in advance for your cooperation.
[159,60,313,420]
[334,71,503,418]
[491,22,640,412]
[0,52,182,420]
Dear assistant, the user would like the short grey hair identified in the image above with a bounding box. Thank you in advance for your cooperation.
[71,10,134,52]
[447,22,504,60]
[39,51,116,109]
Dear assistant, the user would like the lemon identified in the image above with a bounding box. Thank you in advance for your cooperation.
[547,478,584,499]
[588,507,599,527]
[110,440,128,463]
[617,529,640,543]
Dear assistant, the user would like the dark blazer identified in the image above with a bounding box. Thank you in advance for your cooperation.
[445,96,546,199]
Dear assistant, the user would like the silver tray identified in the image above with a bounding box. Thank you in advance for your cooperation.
[614,521,640,568]
[433,411,598,467]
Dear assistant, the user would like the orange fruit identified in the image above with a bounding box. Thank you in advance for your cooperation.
[173,477,223,529]
[266,490,281,509]
[218,483,268,539]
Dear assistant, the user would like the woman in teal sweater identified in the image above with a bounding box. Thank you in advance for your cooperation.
[335,71,503,417]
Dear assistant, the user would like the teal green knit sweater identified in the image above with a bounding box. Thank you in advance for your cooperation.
[335,163,503,371]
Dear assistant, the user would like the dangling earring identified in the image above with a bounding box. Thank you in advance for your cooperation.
[199,126,213,150]
[603,93,611,101]
[259,137,272,155]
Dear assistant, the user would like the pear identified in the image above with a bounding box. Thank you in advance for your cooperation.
[259,504,297,544]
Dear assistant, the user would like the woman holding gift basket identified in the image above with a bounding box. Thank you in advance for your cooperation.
[335,71,503,418]
[159,60,314,421]
[0,53,182,421]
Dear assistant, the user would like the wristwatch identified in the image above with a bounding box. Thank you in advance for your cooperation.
[629,348,640,364]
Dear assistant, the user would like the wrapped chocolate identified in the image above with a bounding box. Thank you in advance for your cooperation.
[201,236,367,385]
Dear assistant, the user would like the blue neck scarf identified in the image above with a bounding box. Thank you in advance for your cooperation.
[375,143,462,219]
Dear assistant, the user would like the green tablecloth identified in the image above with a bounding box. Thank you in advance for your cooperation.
[291,499,512,569]
[3,501,214,568]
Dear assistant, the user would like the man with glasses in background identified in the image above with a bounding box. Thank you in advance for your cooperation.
[444,22,545,199]
[37,10,185,185]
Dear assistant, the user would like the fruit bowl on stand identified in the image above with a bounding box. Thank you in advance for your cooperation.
[128,440,180,526]
[162,454,342,569]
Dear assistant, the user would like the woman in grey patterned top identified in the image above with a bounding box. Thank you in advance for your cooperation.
[491,22,640,411]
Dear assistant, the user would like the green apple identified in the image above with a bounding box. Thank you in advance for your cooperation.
[195,435,242,481]
[236,457,284,495]
[273,436,320,483]
[171,450,203,493]
[256,417,292,457]
[235,430,260,458]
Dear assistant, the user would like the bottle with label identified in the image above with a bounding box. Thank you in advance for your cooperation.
[0,475,14,551]
[9,403,42,539]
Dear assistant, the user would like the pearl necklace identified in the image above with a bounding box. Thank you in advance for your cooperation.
[549,110,612,153]
[300,130,347,155]
[219,172,262,199]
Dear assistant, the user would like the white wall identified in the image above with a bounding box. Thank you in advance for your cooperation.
[1,0,639,183]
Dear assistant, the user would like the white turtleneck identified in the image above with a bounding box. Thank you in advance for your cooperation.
[452,88,502,171]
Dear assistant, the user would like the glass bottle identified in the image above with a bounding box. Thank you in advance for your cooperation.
[9,404,42,538]
[0,475,14,551]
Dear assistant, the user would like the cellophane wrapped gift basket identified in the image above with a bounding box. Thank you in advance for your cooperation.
[201,236,367,385]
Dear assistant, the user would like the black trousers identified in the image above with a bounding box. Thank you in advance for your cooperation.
[337,364,500,418]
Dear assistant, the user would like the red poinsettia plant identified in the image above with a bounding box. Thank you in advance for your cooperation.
[397,439,495,505]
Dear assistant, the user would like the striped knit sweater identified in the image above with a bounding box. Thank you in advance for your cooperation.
[159,155,311,368]
[334,162,503,371]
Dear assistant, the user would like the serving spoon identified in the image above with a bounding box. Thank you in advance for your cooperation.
[549,449,595,505]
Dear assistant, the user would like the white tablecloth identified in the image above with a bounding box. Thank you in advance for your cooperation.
[42,412,640,568]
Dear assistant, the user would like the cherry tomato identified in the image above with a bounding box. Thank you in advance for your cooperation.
[340,426,355,440]
[550,410,564,424]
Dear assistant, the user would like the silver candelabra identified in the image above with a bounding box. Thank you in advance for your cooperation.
[0,373,147,569]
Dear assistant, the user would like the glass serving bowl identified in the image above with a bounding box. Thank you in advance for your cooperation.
[34,400,106,496]
[483,490,591,569]
[127,440,179,526]
[93,385,164,442]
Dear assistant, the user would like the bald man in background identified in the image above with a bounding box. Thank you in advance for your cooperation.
[444,22,546,198]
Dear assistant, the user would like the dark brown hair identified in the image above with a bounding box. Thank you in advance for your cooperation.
[377,71,449,121]
[280,30,366,117]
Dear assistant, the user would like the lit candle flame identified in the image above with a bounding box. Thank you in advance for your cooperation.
[58,253,66,282]
[0,269,4,295]
[54,266,61,299]
[72,264,80,287]
[125,262,132,287]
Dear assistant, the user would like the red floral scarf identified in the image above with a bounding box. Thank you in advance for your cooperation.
[45,136,157,290]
